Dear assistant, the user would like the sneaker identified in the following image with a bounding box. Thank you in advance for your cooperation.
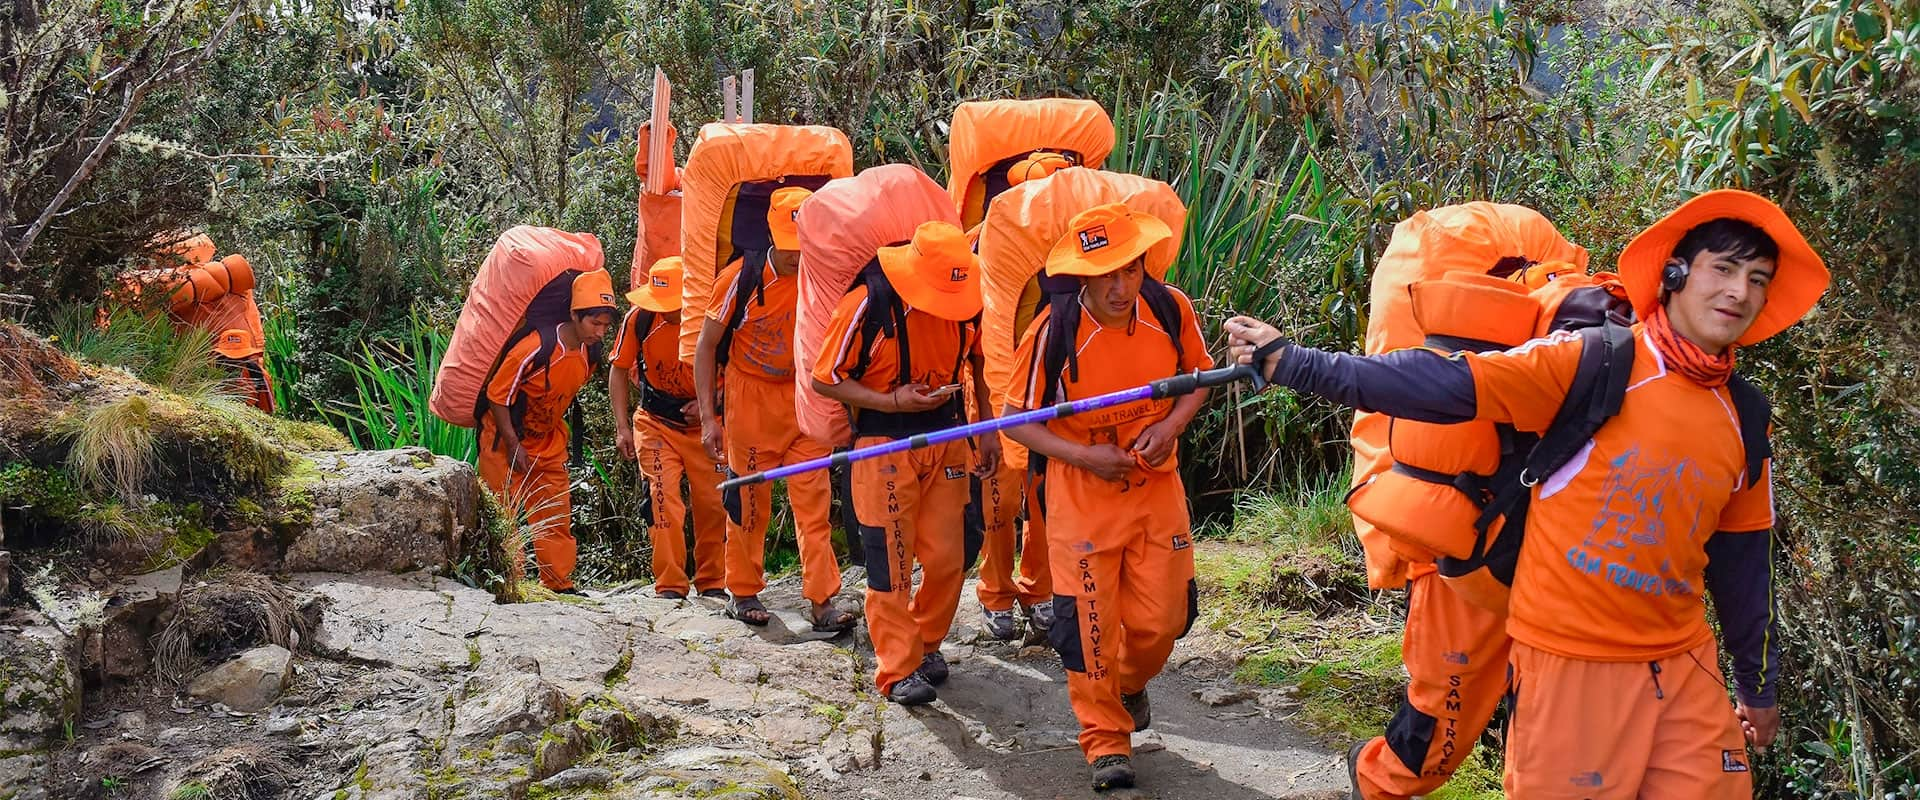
[916,651,950,686]
[1090,754,1135,791]
[1121,690,1151,731]
[1346,740,1367,800]
[886,674,937,706]
[982,608,1019,641]
[1023,598,1055,632]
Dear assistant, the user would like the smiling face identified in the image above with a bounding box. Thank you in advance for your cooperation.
[1082,258,1145,327]
[1662,218,1782,353]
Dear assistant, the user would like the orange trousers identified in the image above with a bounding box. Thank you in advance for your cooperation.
[1352,571,1512,799]
[1045,468,1196,762]
[1504,638,1752,798]
[721,370,839,604]
[974,460,1052,612]
[853,437,970,693]
[478,420,575,591]
[636,414,727,595]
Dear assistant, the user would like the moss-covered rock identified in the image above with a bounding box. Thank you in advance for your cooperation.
[0,609,81,754]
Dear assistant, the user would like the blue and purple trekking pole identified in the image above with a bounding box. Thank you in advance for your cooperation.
[718,363,1263,493]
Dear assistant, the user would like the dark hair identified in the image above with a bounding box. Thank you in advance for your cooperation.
[573,308,616,322]
[1672,218,1779,265]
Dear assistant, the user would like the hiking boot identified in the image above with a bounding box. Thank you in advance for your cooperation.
[981,608,1019,641]
[1090,754,1135,791]
[886,675,937,706]
[1023,598,1055,632]
[1122,690,1151,731]
[916,651,950,686]
[1346,739,1367,800]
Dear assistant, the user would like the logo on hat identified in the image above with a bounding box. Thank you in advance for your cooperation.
[1078,225,1109,253]
[599,293,615,304]
[949,267,968,283]
[652,276,669,288]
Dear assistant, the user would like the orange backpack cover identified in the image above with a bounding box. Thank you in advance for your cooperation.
[430,226,605,427]
[947,99,1115,229]
[631,119,683,290]
[792,164,961,448]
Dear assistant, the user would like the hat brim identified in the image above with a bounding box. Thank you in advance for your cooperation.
[1618,189,1828,346]
[878,248,984,322]
[626,286,682,313]
[1044,213,1175,278]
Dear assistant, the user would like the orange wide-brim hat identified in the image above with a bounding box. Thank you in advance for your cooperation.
[768,186,813,251]
[1044,202,1174,278]
[212,328,261,359]
[570,268,617,313]
[877,221,983,321]
[1618,189,1829,346]
[625,257,684,313]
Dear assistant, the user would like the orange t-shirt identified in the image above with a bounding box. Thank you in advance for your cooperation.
[1006,288,1212,462]
[1464,326,1774,662]
[610,308,694,400]
[813,286,977,393]
[485,325,593,441]
[707,259,798,382]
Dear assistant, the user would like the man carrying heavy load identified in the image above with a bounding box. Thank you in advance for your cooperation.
[694,186,851,631]
[612,257,727,600]
[1003,203,1212,791]
[1227,190,1822,797]
[480,267,618,594]
[811,220,997,706]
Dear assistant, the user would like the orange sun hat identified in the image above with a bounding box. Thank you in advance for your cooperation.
[877,221,983,321]
[1044,202,1174,278]
[1617,189,1829,346]
[767,186,813,251]
[625,257,684,313]
[570,268,617,313]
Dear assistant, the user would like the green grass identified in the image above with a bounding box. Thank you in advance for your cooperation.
[49,305,231,399]
[319,313,474,463]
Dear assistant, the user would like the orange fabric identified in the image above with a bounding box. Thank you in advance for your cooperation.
[1504,639,1752,798]
[151,232,216,269]
[767,186,811,251]
[477,330,592,590]
[1352,573,1512,799]
[611,309,696,401]
[853,437,971,692]
[1463,326,1773,661]
[433,226,604,427]
[1044,202,1175,278]
[570,268,616,313]
[677,123,853,361]
[1350,203,1590,589]
[721,366,839,604]
[637,415,727,595]
[1617,189,1828,346]
[977,169,1185,429]
[216,354,275,413]
[1647,305,1735,387]
[813,286,974,393]
[1046,472,1194,761]
[876,221,981,321]
[792,164,960,448]
[1007,291,1212,469]
[627,257,684,312]
[947,99,1116,228]
[974,461,1051,612]
[708,260,800,381]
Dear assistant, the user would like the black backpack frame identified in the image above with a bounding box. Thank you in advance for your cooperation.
[475,269,606,464]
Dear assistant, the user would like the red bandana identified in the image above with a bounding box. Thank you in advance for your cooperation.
[1646,305,1735,388]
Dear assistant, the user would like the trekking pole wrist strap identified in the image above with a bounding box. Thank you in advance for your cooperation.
[1251,336,1291,389]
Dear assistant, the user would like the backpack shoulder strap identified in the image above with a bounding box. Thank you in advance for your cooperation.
[1726,374,1773,487]
[1139,277,1187,367]
[714,257,767,369]
[1039,291,1081,407]
[848,265,912,385]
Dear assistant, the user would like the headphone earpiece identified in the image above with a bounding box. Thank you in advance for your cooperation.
[1660,258,1690,294]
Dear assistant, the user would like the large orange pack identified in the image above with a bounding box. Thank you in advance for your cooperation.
[1346,203,1589,589]
[976,167,1184,469]
[947,99,1115,229]
[676,123,854,361]
[170,254,267,357]
[631,119,683,289]
[792,164,961,448]
[430,226,605,427]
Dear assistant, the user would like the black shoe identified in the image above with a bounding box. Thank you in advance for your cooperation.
[697,588,728,599]
[554,587,587,596]
[1090,754,1135,791]
[916,651,950,686]
[886,675,937,706]
[1121,690,1151,731]
[1346,739,1367,800]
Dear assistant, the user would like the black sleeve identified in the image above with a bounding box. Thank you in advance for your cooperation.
[1703,529,1781,708]
[1267,344,1478,424]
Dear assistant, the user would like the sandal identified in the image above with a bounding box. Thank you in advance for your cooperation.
[810,604,857,633]
[698,588,728,599]
[726,595,773,627]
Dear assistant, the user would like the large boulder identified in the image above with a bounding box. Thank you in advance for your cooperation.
[0,610,82,752]
[284,449,479,574]
[91,566,182,683]
[187,644,294,711]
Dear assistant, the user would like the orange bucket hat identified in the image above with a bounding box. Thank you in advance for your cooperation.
[1618,189,1829,346]
[768,186,813,251]
[877,221,983,321]
[570,268,617,314]
[212,328,260,359]
[625,257,684,313]
[1045,202,1174,278]
[1007,152,1073,186]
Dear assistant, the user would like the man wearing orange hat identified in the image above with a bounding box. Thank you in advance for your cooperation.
[975,151,1071,641]
[1004,203,1213,790]
[694,186,850,630]
[612,257,727,600]
[1228,190,1826,798]
[481,268,618,593]
[812,220,999,705]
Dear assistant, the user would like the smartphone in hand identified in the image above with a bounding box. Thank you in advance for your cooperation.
[926,383,964,398]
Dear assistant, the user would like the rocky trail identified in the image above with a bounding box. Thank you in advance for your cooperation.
[24,561,1346,799]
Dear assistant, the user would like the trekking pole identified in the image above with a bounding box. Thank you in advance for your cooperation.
[719,363,1264,493]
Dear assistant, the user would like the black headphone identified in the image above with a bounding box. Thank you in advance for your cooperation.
[1661,258,1691,294]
